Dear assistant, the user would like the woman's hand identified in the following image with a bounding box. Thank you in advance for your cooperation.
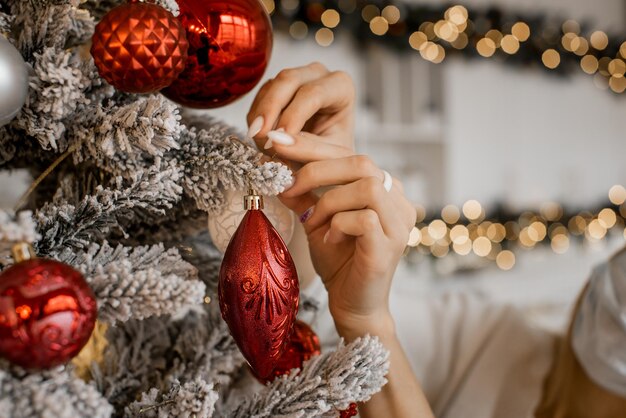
[246,62,355,162]
[282,157,417,340]
[248,64,433,418]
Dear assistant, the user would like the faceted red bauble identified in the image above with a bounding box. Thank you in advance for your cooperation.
[257,320,321,384]
[219,209,299,380]
[91,1,189,93]
[0,259,97,369]
[161,0,273,108]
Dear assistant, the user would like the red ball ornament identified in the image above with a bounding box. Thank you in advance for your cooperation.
[219,190,299,380]
[340,403,358,417]
[257,319,321,384]
[0,245,97,370]
[91,0,189,93]
[161,0,273,108]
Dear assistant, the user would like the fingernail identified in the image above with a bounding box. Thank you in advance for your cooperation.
[263,138,274,150]
[247,116,264,138]
[323,230,330,244]
[282,176,295,191]
[299,206,315,223]
[267,130,295,146]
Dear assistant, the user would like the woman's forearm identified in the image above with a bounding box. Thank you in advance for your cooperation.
[337,315,435,418]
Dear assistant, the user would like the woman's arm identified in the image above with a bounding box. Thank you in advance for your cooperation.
[248,63,434,417]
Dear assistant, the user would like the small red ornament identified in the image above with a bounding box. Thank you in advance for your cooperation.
[0,244,97,369]
[339,403,358,417]
[219,190,299,380]
[257,319,321,384]
[91,0,189,93]
[161,0,273,108]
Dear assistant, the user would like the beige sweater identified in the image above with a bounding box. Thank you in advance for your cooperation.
[301,279,555,418]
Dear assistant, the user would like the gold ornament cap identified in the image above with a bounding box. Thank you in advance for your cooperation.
[11,243,36,263]
[244,189,264,210]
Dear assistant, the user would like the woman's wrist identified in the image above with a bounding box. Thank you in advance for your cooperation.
[333,310,397,342]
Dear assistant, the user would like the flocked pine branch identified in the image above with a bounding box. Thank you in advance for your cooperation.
[35,162,183,257]
[227,336,390,418]
[124,378,218,418]
[57,241,205,323]
[0,362,113,418]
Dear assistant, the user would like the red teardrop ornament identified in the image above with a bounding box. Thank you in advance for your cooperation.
[257,319,321,384]
[219,204,299,380]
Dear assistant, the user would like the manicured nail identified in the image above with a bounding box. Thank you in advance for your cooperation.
[247,116,263,138]
[267,130,295,146]
[323,230,330,244]
[282,176,295,191]
[299,206,315,223]
[263,138,274,150]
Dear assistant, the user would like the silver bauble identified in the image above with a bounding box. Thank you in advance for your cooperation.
[0,36,28,127]
[208,189,295,253]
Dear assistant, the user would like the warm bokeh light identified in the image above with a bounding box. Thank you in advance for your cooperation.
[473,236,492,257]
[562,20,581,35]
[511,22,530,42]
[289,21,308,39]
[361,4,380,22]
[381,5,401,24]
[590,31,609,50]
[477,38,496,57]
[370,16,389,35]
[501,34,520,54]
[442,205,461,224]
[609,59,626,78]
[496,250,516,270]
[409,31,428,50]
[588,219,607,239]
[321,9,341,28]
[551,234,569,254]
[450,225,470,244]
[315,28,334,46]
[407,227,422,247]
[542,49,560,69]
[463,200,483,221]
[598,208,617,228]
[609,185,626,205]
[446,5,468,26]
[580,55,599,74]
[428,219,448,240]
[453,239,472,255]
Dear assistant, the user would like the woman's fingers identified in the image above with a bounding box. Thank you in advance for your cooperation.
[282,155,382,197]
[265,131,353,163]
[247,62,329,139]
[275,71,355,135]
[304,177,404,239]
[325,209,386,252]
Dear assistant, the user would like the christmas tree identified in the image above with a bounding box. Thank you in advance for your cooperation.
[0,1,388,416]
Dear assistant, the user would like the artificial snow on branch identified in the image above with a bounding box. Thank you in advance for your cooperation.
[227,336,390,418]
[35,162,184,257]
[124,378,218,418]
[58,241,205,323]
[0,210,39,244]
[0,362,113,418]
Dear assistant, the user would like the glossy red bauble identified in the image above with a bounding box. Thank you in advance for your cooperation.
[91,0,189,93]
[258,320,321,384]
[219,208,299,380]
[0,259,97,369]
[161,0,273,108]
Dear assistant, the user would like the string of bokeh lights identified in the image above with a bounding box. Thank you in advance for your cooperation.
[403,185,626,271]
[263,0,626,93]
